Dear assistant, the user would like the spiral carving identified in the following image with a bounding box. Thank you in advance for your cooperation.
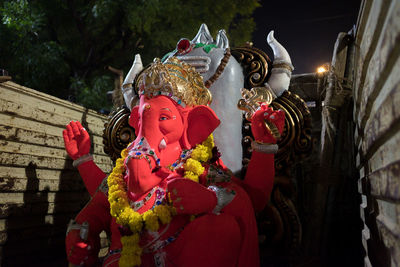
[272,91,312,172]
[103,106,136,162]
[231,45,271,89]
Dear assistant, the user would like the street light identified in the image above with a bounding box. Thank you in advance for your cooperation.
[317,66,328,73]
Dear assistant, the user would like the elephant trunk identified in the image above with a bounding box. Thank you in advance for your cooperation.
[266,31,294,97]
[122,54,143,109]
[125,153,163,198]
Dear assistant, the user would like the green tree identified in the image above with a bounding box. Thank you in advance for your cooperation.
[0,0,259,112]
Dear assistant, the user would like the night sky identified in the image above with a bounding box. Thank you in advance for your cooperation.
[252,0,362,74]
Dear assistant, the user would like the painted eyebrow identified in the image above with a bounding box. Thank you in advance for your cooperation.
[160,108,172,111]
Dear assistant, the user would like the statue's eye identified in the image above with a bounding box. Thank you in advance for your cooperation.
[159,116,169,121]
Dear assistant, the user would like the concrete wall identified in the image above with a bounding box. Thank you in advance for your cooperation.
[0,81,113,266]
[354,0,400,266]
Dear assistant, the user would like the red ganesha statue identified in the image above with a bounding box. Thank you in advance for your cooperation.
[63,57,285,266]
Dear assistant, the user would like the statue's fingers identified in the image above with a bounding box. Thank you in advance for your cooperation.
[278,110,285,120]
[80,127,89,140]
[62,130,70,144]
[70,121,81,137]
[266,105,275,113]
[76,121,89,139]
[66,124,74,140]
[270,110,284,123]
[76,121,85,131]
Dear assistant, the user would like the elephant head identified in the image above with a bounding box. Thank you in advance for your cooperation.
[122,57,219,198]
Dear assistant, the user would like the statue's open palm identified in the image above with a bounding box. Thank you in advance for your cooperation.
[251,104,285,144]
[63,121,91,160]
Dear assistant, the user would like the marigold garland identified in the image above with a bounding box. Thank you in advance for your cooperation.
[107,149,175,267]
[107,135,214,267]
[183,135,214,182]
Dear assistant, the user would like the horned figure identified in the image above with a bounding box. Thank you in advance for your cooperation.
[121,24,293,174]
[64,57,285,266]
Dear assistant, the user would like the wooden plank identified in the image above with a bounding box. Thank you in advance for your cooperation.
[0,233,66,252]
[376,200,400,226]
[355,0,372,45]
[0,152,112,172]
[368,161,400,201]
[0,123,64,148]
[0,191,89,205]
[0,214,75,231]
[356,1,400,130]
[0,236,67,262]
[0,166,108,193]
[354,0,388,105]
[0,140,112,165]
[0,112,62,137]
[0,200,85,220]
[0,108,105,141]
[0,220,5,231]
[0,117,108,149]
[0,81,106,122]
[360,80,400,158]
[1,224,70,245]
[367,130,400,174]
[0,85,108,136]
[375,214,400,266]
[0,151,72,170]
[0,177,88,192]
[0,200,86,218]
[0,139,67,159]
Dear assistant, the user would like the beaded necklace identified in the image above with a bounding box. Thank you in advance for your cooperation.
[130,186,166,211]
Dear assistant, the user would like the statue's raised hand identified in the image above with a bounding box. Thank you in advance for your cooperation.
[63,121,91,160]
[251,104,285,144]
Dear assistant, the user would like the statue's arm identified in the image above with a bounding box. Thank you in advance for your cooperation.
[243,104,285,212]
[66,191,110,265]
[63,121,106,196]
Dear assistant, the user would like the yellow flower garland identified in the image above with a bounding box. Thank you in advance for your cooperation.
[183,135,214,182]
[107,135,214,267]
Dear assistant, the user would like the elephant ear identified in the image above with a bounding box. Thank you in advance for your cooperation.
[181,105,220,149]
[129,106,140,134]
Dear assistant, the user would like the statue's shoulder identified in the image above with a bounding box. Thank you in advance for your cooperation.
[206,164,232,185]
[96,176,109,196]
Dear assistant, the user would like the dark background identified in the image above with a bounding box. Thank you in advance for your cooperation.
[252,0,362,74]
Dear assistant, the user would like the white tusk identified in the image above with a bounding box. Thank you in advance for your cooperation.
[159,138,167,150]
[266,31,294,97]
[122,54,143,109]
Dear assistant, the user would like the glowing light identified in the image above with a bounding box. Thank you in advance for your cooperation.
[317,66,327,73]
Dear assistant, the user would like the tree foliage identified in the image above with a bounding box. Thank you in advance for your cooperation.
[0,0,259,111]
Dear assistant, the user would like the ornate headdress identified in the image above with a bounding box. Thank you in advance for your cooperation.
[134,57,212,107]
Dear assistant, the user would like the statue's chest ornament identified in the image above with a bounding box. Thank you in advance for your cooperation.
[166,149,193,171]
[130,186,166,211]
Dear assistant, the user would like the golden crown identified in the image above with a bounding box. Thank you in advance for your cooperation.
[134,57,212,107]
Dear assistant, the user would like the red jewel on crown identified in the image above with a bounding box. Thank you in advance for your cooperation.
[176,38,192,55]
